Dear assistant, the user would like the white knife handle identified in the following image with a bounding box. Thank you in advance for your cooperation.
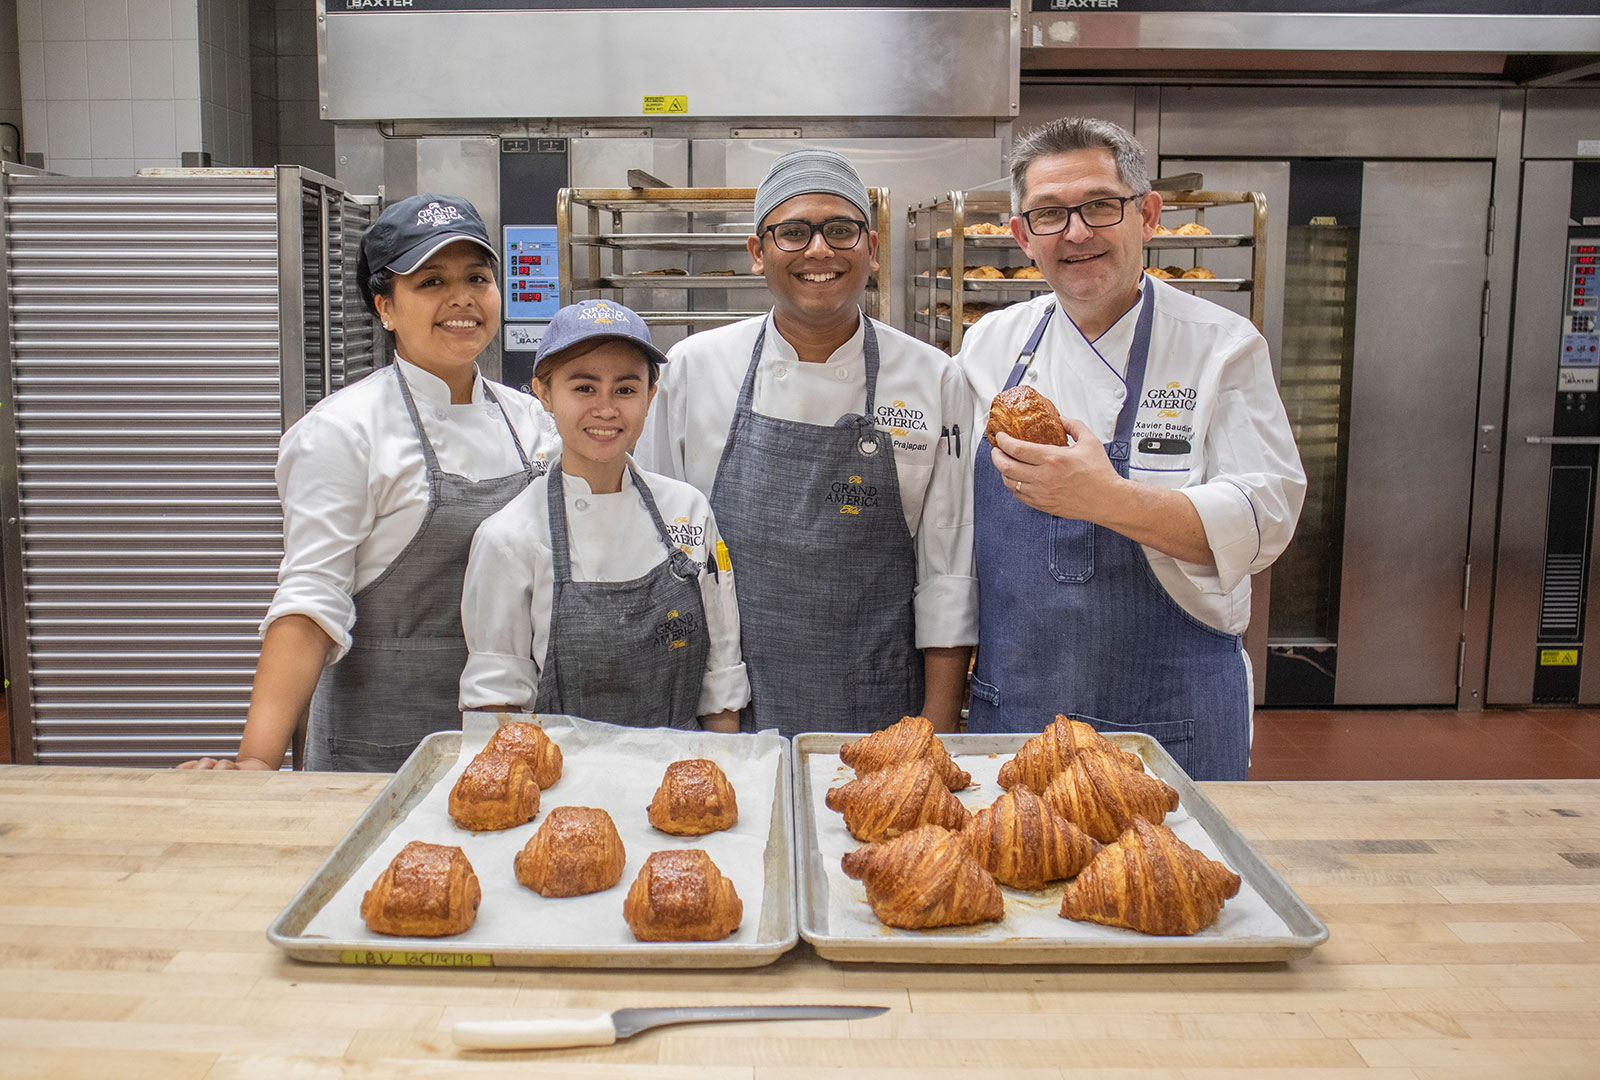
[453,1013,619,1050]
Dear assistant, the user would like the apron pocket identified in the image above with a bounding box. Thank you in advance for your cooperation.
[1048,517,1095,584]
[969,675,1001,706]
[1070,712,1194,773]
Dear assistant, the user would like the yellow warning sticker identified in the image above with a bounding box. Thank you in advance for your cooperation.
[715,540,732,573]
[337,950,492,967]
[1540,649,1579,667]
[643,95,689,115]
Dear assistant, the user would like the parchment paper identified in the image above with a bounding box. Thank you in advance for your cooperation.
[303,713,783,946]
[808,748,1294,940]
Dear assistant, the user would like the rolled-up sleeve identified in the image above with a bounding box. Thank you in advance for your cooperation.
[259,414,374,661]
[696,507,751,715]
[459,521,542,711]
[912,366,980,649]
[1179,334,1307,595]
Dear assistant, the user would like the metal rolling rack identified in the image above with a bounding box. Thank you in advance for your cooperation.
[557,186,894,329]
[907,184,1268,351]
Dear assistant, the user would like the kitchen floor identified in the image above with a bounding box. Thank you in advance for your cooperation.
[2,697,1598,775]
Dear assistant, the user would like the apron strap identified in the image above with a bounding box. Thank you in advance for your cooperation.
[1111,276,1158,453]
[547,462,700,586]
[1003,303,1057,392]
[738,312,881,424]
[481,382,535,475]
[392,364,444,478]
[628,464,703,580]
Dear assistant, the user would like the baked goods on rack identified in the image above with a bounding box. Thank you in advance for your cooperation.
[1010,266,1044,279]
[825,758,973,842]
[936,222,1009,237]
[1145,266,1174,279]
[986,385,1068,447]
[967,265,1005,279]
[448,750,541,832]
[1161,265,1186,278]
[1182,267,1217,280]
[1059,817,1240,935]
[361,840,482,937]
[963,787,1101,890]
[1153,224,1176,236]
[513,806,627,898]
[623,849,743,941]
[841,824,1004,930]
[627,267,687,276]
[996,714,1144,793]
[1174,222,1212,236]
[1040,750,1180,844]
[648,758,739,836]
[839,714,971,791]
[484,721,563,789]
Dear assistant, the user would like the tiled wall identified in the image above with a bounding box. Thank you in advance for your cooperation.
[252,0,334,176]
[1,0,22,153]
[17,0,204,174]
[199,0,251,167]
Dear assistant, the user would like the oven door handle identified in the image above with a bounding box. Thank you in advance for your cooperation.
[1525,435,1600,445]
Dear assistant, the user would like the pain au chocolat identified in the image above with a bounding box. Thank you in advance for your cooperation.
[514,805,626,897]
[623,849,743,941]
[986,385,1068,447]
[448,750,540,832]
[360,840,481,937]
[648,758,739,836]
[484,721,563,789]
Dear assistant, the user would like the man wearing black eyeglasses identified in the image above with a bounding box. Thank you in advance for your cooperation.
[640,148,977,739]
[956,117,1304,781]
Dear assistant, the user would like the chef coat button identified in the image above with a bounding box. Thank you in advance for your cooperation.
[575,498,589,512]
[835,368,850,381]
[774,366,787,379]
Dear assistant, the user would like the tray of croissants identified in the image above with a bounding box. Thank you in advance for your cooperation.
[267,712,796,967]
[795,715,1329,963]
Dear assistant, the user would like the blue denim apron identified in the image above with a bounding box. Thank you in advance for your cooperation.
[306,366,541,771]
[533,461,709,730]
[709,317,921,737]
[968,280,1251,780]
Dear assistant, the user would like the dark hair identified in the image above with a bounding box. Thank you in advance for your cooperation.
[366,267,396,312]
[534,337,660,389]
[1010,117,1152,214]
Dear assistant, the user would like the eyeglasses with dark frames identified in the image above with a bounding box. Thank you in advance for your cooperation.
[760,217,868,252]
[1020,195,1143,235]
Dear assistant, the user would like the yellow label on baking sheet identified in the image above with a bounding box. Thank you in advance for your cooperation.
[643,95,688,114]
[715,540,732,573]
[1540,649,1579,666]
[338,950,492,967]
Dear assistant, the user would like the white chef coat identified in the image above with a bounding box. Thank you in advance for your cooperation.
[637,311,979,651]
[261,356,560,661]
[957,281,1305,635]
[458,458,750,717]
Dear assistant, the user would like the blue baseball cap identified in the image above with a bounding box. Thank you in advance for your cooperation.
[358,193,496,313]
[534,300,671,373]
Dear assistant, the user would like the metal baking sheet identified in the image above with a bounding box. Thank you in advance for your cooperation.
[794,731,1328,965]
[268,719,796,968]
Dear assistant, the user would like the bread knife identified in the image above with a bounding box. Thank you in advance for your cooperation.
[454,1004,888,1049]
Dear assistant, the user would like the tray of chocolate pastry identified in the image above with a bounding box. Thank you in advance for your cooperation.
[267,713,795,967]
[793,715,1329,964]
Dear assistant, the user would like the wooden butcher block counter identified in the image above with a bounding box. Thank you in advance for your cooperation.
[1,765,1597,1079]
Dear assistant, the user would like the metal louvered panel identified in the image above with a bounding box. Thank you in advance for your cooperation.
[1,165,379,766]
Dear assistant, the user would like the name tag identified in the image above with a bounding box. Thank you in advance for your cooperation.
[1137,437,1191,455]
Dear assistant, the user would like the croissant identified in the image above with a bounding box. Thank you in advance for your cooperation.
[648,758,738,836]
[1174,222,1212,236]
[1182,266,1217,280]
[448,750,540,831]
[986,385,1067,446]
[962,786,1101,889]
[484,721,563,789]
[513,805,626,897]
[1145,266,1175,279]
[824,758,973,842]
[996,714,1144,793]
[361,840,481,937]
[1039,749,1180,844]
[839,715,971,791]
[841,824,1003,930]
[1060,817,1241,935]
[623,849,743,941]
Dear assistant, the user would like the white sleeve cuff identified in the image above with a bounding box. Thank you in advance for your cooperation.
[698,660,751,716]
[259,603,353,665]
[913,573,980,650]
[1181,481,1260,595]
[459,652,539,712]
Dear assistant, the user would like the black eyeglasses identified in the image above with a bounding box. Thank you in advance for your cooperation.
[1020,195,1143,235]
[760,217,868,252]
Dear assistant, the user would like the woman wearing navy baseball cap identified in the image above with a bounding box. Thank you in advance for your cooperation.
[181,194,558,771]
[458,299,749,732]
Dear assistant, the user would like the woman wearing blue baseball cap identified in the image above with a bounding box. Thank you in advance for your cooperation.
[181,194,558,771]
[458,300,749,731]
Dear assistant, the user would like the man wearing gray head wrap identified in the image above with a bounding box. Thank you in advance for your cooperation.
[636,147,978,738]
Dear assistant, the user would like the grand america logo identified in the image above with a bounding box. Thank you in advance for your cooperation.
[654,608,701,651]
[1143,380,1197,418]
[875,399,930,438]
[826,474,878,516]
[416,201,465,228]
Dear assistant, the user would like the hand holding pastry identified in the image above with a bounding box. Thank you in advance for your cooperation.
[986,386,1067,447]
[991,414,1125,524]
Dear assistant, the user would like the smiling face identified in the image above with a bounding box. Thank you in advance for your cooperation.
[1010,148,1161,333]
[748,192,878,334]
[373,240,501,379]
[532,340,657,490]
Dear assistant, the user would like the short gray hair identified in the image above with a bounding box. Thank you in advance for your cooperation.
[1009,117,1152,214]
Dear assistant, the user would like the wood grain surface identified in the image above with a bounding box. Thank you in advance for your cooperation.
[2,766,1598,1078]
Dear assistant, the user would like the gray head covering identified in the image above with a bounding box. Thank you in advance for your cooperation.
[752,148,871,231]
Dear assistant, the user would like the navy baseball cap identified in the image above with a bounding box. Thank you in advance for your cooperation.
[534,300,671,372]
[358,193,496,313]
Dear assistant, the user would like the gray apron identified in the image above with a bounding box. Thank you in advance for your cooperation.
[305,365,540,771]
[533,461,709,730]
[709,316,922,737]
